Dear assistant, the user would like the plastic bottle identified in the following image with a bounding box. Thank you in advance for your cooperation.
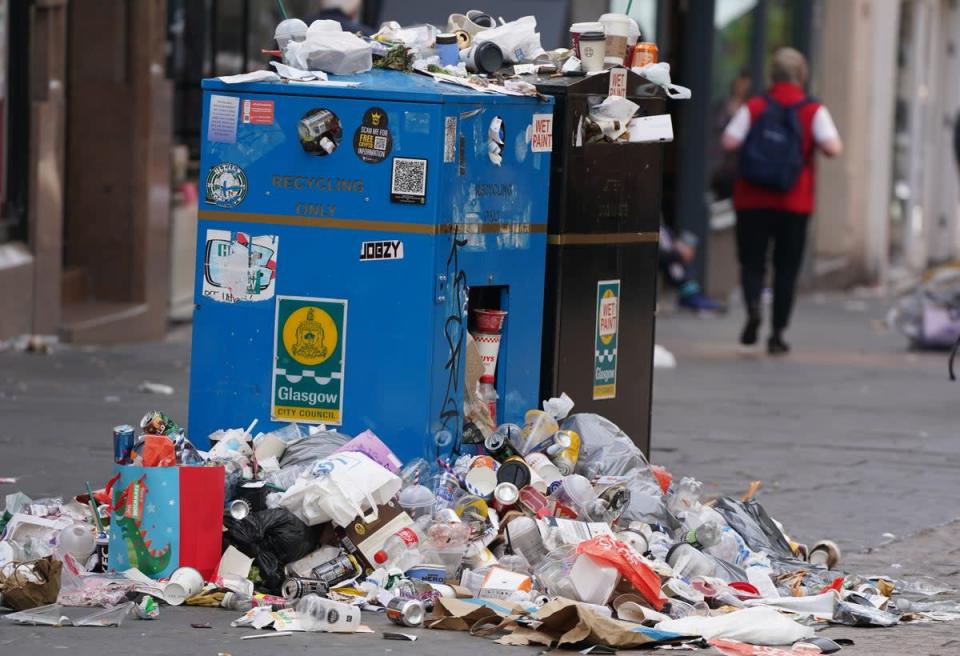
[374,521,430,571]
[704,526,751,566]
[667,477,703,516]
[682,520,722,549]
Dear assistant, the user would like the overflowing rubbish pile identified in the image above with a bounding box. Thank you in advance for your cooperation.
[220,6,689,111]
[2,400,959,651]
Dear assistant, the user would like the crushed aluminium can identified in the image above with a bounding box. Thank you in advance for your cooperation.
[386,597,425,627]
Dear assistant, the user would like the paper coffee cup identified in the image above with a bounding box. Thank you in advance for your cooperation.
[570,21,603,58]
[472,331,503,381]
[599,13,631,65]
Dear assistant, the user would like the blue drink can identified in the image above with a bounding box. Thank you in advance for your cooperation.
[113,424,135,464]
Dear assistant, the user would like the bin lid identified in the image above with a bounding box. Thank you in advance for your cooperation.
[533,69,666,99]
[202,68,553,106]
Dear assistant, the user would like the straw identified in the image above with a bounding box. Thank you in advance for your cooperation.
[276,0,288,20]
[626,0,634,14]
[84,481,104,533]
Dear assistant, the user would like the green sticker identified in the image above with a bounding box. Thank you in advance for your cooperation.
[593,280,620,400]
[271,295,348,424]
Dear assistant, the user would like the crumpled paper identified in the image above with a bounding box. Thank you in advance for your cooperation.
[497,598,685,649]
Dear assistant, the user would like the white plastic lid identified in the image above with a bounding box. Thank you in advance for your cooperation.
[274,18,308,40]
[570,22,604,33]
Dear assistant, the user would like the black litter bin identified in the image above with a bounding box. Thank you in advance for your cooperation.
[536,70,667,456]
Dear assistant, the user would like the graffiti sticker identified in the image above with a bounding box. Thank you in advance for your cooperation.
[202,229,277,303]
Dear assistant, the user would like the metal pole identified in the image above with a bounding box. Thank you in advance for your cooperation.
[749,0,768,95]
[674,0,715,284]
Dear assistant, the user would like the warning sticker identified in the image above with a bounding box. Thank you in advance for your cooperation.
[272,296,348,425]
[353,107,392,164]
[208,95,239,144]
[531,114,553,152]
[202,229,278,303]
[608,68,627,98]
[241,99,275,125]
[593,280,620,400]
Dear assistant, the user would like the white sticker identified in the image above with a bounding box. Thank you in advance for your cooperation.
[359,240,404,261]
[443,116,457,163]
[531,113,553,152]
[390,157,428,205]
[626,114,675,143]
[207,94,240,144]
[608,68,627,98]
[202,229,278,303]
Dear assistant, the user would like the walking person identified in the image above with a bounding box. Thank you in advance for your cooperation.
[721,48,843,354]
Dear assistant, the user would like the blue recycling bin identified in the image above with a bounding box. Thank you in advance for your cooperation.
[188,70,553,462]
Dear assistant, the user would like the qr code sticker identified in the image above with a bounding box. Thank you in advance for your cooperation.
[390,157,428,204]
[374,136,388,150]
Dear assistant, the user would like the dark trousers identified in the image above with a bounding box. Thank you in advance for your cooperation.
[735,209,810,332]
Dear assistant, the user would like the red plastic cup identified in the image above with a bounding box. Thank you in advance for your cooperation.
[472,308,507,333]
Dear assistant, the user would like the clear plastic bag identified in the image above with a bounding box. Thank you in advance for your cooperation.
[278,430,351,469]
[4,603,71,626]
[831,597,899,627]
[74,602,135,627]
[472,16,544,64]
[711,498,794,559]
[285,31,372,75]
[563,414,678,529]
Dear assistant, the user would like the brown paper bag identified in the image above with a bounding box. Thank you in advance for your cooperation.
[0,556,63,611]
[428,597,520,632]
[496,598,662,649]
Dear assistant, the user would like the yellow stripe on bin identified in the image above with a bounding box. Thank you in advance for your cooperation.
[198,210,547,236]
[547,232,659,246]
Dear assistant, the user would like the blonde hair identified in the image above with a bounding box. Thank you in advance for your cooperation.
[771,47,808,85]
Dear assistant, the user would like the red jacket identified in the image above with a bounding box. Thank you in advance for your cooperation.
[733,82,822,215]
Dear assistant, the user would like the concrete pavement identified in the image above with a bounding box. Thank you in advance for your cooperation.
[1,293,959,654]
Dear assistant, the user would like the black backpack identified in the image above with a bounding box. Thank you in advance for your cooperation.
[739,95,813,192]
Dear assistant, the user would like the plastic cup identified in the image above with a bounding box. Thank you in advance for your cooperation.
[164,566,204,606]
[520,410,559,455]
[431,472,465,511]
[524,453,563,490]
[436,546,467,579]
[274,18,308,49]
[399,484,436,519]
[472,308,507,333]
[551,474,597,519]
